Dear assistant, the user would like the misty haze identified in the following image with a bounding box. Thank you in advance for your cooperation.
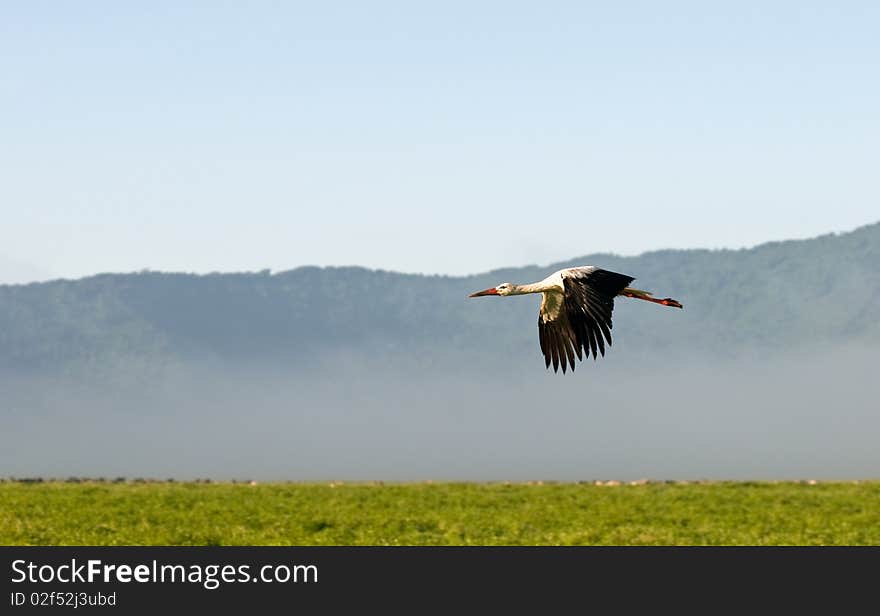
[3,348,878,481]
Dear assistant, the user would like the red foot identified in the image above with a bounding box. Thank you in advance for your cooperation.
[659,298,683,309]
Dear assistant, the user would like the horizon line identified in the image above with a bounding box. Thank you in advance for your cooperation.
[4,219,876,287]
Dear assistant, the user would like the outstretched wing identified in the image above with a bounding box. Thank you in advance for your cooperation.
[537,268,635,373]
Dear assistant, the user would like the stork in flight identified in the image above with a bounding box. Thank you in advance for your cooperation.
[469,267,682,373]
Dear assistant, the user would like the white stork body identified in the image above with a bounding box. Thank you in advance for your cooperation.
[469,266,682,373]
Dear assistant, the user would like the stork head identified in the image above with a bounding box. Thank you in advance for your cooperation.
[469,282,515,297]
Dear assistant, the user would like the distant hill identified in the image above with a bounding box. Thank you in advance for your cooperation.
[1,222,878,378]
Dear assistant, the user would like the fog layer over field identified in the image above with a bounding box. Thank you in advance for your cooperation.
[3,345,877,481]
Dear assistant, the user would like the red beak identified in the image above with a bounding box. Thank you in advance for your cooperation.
[469,287,499,298]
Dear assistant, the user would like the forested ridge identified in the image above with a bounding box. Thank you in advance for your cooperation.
[1,222,877,375]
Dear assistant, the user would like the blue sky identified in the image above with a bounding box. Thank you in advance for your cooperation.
[2,2,878,281]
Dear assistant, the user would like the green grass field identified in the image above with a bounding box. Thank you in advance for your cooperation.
[3,481,879,545]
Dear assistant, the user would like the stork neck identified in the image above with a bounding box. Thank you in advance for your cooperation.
[512,282,551,295]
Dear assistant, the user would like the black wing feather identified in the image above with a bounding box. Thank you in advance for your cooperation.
[549,326,560,373]
[561,329,576,373]
[537,317,574,373]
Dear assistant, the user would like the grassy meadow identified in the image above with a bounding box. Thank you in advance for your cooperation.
[2,480,879,546]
